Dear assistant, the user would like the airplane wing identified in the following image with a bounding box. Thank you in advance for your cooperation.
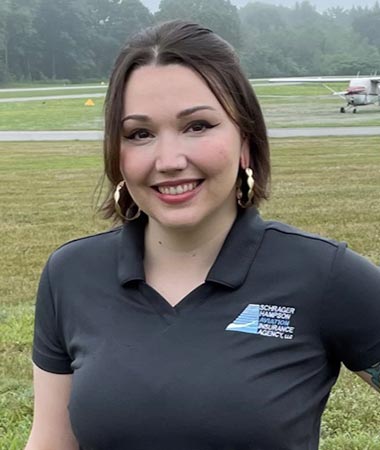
[268,77,354,83]
[269,76,380,84]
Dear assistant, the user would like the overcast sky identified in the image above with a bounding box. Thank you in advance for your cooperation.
[141,0,378,12]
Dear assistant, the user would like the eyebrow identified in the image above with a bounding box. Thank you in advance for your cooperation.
[121,105,216,124]
[177,105,216,118]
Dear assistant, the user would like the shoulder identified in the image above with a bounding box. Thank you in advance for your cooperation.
[55,226,123,255]
[261,219,342,263]
[264,220,339,248]
[235,210,344,269]
[47,227,123,272]
[263,220,379,275]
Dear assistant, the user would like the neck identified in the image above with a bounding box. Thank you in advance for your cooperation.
[144,206,238,270]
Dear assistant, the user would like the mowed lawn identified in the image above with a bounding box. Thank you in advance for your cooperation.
[1,138,380,448]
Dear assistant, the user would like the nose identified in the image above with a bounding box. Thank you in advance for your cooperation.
[154,134,187,173]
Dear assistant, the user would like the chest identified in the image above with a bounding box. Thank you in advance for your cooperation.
[65,283,336,450]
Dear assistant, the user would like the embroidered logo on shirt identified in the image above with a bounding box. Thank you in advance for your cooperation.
[225,304,296,340]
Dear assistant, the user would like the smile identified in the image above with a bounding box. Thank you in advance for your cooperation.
[156,182,199,196]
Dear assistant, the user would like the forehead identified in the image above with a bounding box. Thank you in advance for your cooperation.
[123,64,224,114]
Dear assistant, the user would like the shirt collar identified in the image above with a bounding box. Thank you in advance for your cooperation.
[117,215,146,285]
[206,208,265,288]
[117,208,266,289]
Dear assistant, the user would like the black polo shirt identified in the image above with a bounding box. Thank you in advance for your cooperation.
[33,209,380,450]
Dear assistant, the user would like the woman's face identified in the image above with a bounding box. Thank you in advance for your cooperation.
[119,64,249,231]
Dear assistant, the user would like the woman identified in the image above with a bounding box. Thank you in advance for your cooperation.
[26,20,380,450]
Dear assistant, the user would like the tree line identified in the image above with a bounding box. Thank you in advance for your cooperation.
[1,0,380,84]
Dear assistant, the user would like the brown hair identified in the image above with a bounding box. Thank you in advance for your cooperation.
[101,19,270,222]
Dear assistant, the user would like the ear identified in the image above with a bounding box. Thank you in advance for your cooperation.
[240,138,250,169]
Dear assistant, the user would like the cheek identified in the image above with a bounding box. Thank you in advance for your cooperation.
[196,137,240,177]
[119,145,129,168]
[119,148,151,180]
[119,149,126,173]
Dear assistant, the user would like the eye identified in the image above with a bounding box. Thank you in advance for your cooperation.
[124,129,153,141]
[185,120,219,133]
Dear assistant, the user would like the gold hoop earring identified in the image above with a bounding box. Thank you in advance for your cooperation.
[237,167,255,208]
[125,203,141,221]
[113,181,141,221]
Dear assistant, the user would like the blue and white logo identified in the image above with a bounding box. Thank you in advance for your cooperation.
[226,304,296,339]
[225,304,260,334]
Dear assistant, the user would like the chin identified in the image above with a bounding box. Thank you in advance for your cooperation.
[157,217,203,231]
[149,210,209,230]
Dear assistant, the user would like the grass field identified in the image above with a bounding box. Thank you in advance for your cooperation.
[1,81,380,130]
[0,99,104,131]
[1,137,379,448]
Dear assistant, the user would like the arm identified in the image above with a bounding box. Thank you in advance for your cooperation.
[25,364,79,450]
[356,361,380,393]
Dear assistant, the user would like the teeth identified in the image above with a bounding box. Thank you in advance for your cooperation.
[157,182,198,195]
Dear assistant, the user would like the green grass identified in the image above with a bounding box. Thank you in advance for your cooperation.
[1,138,380,448]
[253,82,348,96]
[0,99,104,131]
[262,137,380,263]
[0,141,105,447]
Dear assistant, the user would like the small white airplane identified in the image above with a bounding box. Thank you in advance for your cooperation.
[269,75,380,113]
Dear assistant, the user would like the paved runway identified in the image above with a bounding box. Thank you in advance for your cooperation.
[0,93,106,103]
[0,127,379,141]
[0,85,106,93]
[269,126,380,138]
[0,131,104,141]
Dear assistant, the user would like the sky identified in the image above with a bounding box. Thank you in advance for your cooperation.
[141,0,378,12]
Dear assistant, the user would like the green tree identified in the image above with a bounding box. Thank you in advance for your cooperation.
[0,0,9,82]
[352,3,380,48]
[2,0,380,83]
[87,0,153,78]
[4,0,40,81]
[239,2,286,35]
[239,0,380,77]
[290,1,321,27]
[155,0,242,49]
[34,0,95,80]
[324,6,351,28]
[239,2,295,77]
[320,4,380,75]
[239,2,302,77]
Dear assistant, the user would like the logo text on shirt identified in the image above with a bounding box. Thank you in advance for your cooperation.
[225,304,296,340]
